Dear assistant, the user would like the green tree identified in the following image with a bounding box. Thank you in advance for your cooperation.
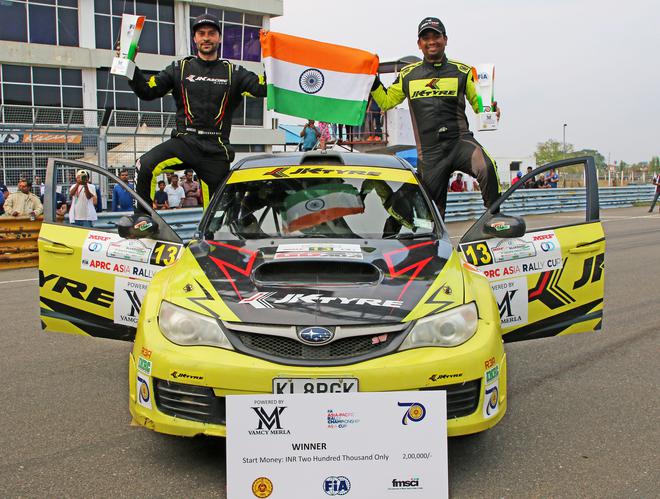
[649,156,660,173]
[534,139,574,165]
[573,148,606,171]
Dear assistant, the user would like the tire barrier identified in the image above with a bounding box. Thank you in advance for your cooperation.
[0,216,42,270]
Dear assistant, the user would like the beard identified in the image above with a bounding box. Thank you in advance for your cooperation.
[197,41,219,57]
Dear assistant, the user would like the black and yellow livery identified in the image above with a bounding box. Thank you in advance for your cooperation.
[128,56,266,209]
[39,153,605,438]
[371,55,501,214]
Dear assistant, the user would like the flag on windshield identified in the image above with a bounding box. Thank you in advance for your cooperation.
[282,183,364,233]
[260,31,379,126]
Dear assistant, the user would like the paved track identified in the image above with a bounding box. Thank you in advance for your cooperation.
[1,207,658,498]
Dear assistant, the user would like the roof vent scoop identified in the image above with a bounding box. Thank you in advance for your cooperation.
[253,260,381,287]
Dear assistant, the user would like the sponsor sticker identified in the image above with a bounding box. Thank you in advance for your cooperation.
[137,356,152,375]
[113,278,148,326]
[490,277,529,327]
[483,378,499,419]
[274,243,363,261]
[81,231,181,279]
[169,370,204,382]
[460,230,562,281]
[141,347,152,359]
[239,292,403,309]
[136,373,152,409]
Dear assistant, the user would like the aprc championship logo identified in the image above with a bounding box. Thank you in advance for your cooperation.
[249,405,290,435]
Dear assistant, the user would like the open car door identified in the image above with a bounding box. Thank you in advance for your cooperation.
[459,156,605,342]
[39,158,184,341]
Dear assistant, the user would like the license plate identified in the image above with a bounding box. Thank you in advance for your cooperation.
[272,378,359,394]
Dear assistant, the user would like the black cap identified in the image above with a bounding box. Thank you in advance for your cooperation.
[418,17,446,37]
[192,13,221,34]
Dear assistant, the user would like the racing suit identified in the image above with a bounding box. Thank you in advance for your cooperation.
[128,56,266,211]
[371,55,500,216]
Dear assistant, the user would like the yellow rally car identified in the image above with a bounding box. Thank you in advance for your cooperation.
[39,153,604,437]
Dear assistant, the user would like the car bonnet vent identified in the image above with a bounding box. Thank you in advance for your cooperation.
[254,260,381,286]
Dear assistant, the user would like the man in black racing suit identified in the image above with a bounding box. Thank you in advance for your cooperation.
[370,17,501,217]
[126,13,266,214]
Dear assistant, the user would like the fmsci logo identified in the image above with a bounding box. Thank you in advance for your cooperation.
[323,476,350,496]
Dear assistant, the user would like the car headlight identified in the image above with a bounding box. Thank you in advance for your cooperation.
[399,303,478,349]
[158,301,234,349]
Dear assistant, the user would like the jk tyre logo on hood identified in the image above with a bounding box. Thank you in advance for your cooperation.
[239,292,403,309]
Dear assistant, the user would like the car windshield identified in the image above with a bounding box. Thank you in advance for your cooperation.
[205,175,438,240]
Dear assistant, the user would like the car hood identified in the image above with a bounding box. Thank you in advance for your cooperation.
[165,238,465,326]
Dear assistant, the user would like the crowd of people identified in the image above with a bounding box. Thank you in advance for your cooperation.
[510,167,560,189]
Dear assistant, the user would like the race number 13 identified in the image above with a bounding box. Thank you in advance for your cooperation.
[460,242,493,266]
[150,242,180,267]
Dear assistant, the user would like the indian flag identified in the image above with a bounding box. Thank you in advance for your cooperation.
[260,31,379,126]
[283,183,365,233]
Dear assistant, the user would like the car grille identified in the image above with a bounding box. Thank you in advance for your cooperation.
[222,322,411,366]
[420,379,481,419]
[154,379,226,424]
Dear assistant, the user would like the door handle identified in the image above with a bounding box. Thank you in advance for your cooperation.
[43,244,74,255]
[568,244,600,254]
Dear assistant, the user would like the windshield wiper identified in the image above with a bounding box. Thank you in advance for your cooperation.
[383,231,435,240]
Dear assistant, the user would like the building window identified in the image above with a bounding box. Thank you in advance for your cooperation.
[189,7,262,62]
[94,0,175,56]
[0,64,83,112]
[0,0,79,47]
[96,68,176,126]
[231,96,264,127]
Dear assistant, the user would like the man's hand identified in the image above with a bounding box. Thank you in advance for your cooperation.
[11,211,19,217]
[493,101,501,120]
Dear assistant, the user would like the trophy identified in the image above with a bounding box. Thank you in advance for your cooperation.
[111,14,146,79]
[474,64,498,131]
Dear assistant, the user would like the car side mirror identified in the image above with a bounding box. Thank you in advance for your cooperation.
[117,215,159,239]
[483,214,526,238]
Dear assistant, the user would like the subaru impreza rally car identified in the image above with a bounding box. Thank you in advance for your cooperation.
[39,153,604,437]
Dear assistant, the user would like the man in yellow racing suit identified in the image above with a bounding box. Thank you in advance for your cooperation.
[371,16,501,217]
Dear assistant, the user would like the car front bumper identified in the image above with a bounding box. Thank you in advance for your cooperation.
[129,317,507,438]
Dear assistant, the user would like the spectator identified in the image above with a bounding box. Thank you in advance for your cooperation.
[112,169,135,211]
[153,180,170,210]
[511,171,522,185]
[318,121,332,150]
[300,119,320,151]
[523,166,536,189]
[165,175,185,209]
[544,168,559,188]
[181,169,202,207]
[648,174,660,213]
[68,169,97,227]
[3,179,43,218]
[34,175,45,197]
[55,190,68,222]
[449,173,467,192]
[367,98,383,141]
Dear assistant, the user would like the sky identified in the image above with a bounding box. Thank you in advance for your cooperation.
[270,0,660,164]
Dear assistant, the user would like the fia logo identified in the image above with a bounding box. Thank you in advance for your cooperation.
[498,289,517,319]
[323,476,350,496]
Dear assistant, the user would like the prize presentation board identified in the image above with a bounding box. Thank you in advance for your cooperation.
[227,391,448,498]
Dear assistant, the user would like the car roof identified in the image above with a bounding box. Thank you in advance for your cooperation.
[231,151,414,171]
